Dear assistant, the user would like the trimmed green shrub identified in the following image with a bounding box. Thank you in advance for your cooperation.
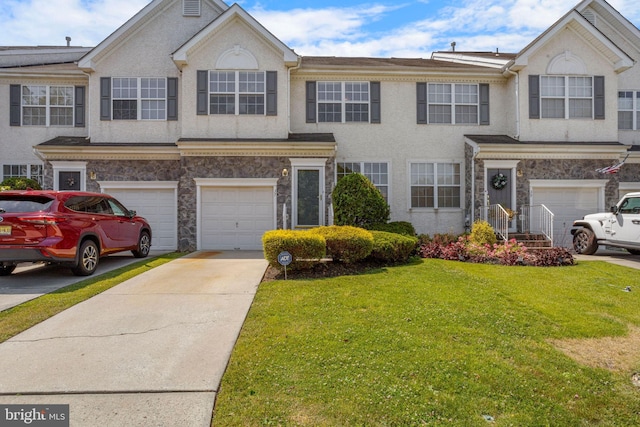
[0,177,42,190]
[369,231,418,263]
[262,230,326,270]
[309,225,374,263]
[332,173,390,228]
[366,221,416,236]
[469,220,497,246]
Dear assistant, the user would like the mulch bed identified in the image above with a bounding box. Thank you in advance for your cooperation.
[261,259,393,282]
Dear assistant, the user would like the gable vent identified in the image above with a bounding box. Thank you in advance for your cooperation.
[582,9,596,26]
[183,0,201,17]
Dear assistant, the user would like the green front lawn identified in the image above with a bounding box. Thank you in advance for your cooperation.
[213,259,640,426]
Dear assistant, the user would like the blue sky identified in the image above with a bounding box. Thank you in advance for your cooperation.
[1,0,640,57]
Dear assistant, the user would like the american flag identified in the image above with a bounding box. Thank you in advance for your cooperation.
[596,154,629,174]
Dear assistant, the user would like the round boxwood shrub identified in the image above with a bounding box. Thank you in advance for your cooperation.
[332,173,390,228]
[369,231,418,263]
[469,220,497,246]
[366,221,416,236]
[0,177,42,190]
[309,225,373,264]
[262,229,326,270]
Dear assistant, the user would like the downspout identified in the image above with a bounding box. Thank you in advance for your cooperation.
[82,70,91,141]
[287,56,302,135]
[503,64,520,140]
[469,140,480,225]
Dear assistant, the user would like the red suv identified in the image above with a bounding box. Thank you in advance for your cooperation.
[0,190,152,276]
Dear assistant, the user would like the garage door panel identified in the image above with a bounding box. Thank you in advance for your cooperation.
[200,186,274,250]
[103,188,177,251]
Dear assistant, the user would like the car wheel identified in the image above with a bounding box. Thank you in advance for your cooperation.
[132,231,151,258]
[71,240,99,276]
[0,264,17,276]
[627,249,640,255]
[573,228,598,255]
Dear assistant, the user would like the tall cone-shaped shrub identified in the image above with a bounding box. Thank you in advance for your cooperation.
[332,173,390,228]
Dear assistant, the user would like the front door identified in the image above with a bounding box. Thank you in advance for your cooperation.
[294,167,324,227]
[487,167,516,230]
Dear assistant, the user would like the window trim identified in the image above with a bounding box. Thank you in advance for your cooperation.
[2,164,44,186]
[540,75,593,119]
[111,77,167,121]
[20,84,74,127]
[408,161,462,210]
[317,81,371,123]
[337,161,390,202]
[618,90,640,130]
[428,83,479,125]
[208,70,266,115]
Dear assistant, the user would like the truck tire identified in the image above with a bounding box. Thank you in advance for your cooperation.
[573,228,598,255]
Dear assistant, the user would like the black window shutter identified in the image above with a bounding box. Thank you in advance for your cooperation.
[529,75,540,119]
[167,77,178,120]
[74,86,86,127]
[479,83,490,125]
[197,70,208,115]
[266,71,277,116]
[100,77,111,121]
[594,76,605,120]
[370,81,381,123]
[10,84,21,126]
[416,82,427,124]
[306,81,316,123]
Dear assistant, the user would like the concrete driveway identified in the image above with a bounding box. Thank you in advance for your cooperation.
[0,251,168,312]
[0,251,268,426]
[574,247,640,270]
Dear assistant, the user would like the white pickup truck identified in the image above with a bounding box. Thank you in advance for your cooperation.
[571,192,640,255]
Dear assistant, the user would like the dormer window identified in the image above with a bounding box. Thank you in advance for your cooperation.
[183,0,201,17]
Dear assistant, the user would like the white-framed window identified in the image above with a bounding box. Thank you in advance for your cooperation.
[2,164,44,186]
[410,162,461,208]
[112,77,166,120]
[618,91,640,130]
[21,85,73,126]
[541,76,593,119]
[209,71,265,115]
[427,83,478,124]
[318,82,369,123]
[337,162,389,201]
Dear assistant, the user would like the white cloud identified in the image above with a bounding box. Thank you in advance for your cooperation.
[0,0,150,46]
[0,0,638,58]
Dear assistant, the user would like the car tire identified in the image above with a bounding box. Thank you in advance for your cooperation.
[0,264,17,276]
[573,228,598,255]
[72,240,99,276]
[132,231,151,258]
[627,249,640,255]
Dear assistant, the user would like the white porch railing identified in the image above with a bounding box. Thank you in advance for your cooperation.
[483,204,510,242]
[518,204,554,246]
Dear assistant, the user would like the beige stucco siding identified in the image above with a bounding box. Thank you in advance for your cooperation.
[0,78,88,163]
[290,76,510,235]
[179,18,291,139]
[518,27,620,142]
[86,0,227,143]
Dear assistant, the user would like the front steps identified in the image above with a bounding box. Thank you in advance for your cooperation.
[509,233,553,248]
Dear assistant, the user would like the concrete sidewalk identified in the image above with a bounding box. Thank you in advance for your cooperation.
[0,251,268,426]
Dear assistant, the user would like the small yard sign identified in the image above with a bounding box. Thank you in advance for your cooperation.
[277,251,292,280]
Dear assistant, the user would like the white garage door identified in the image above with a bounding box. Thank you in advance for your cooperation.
[532,186,600,248]
[200,186,274,250]
[103,187,177,251]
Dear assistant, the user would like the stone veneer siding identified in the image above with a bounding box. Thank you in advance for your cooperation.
[179,156,335,251]
[44,156,335,252]
[471,158,624,216]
